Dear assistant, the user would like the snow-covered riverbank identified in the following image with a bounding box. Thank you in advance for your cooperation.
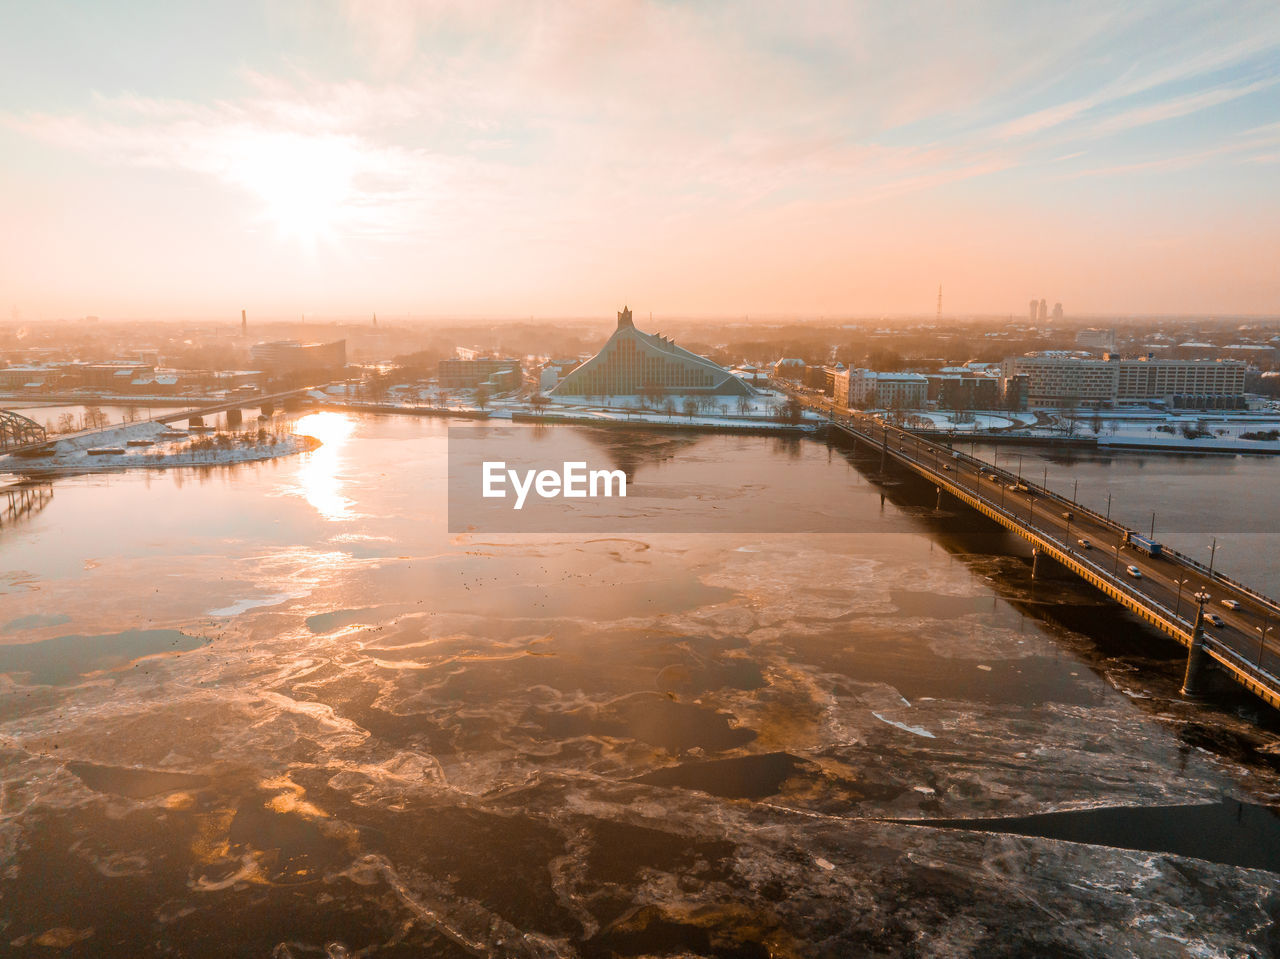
[0,421,320,477]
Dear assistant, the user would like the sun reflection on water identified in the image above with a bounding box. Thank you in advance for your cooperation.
[292,412,356,521]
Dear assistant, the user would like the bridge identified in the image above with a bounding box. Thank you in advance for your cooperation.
[153,386,319,427]
[0,387,322,458]
[0,410,47,452]
[824,408,1280,709]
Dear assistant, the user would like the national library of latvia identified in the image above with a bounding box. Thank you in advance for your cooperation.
[552,307,755,398]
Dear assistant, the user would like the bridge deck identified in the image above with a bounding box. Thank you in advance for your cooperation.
[827,413,1280,710]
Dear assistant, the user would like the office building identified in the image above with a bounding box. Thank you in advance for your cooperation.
[438,356,523,391]
[250,340,347,373]
[832,368,928,410]
[1002,353,1247,407]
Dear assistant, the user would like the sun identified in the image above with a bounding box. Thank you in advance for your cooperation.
[226,130,361,248]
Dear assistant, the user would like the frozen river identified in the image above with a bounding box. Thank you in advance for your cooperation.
[1,412,1278,956]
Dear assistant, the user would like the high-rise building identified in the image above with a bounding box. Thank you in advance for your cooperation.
[1037,299,1048,321]
[1028,299,1038,322]
[1051,302,1063,322]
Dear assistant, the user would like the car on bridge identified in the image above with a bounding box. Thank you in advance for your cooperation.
[1078,538,1092,549]
[1126,565,1142,578]
[1221,599,1242,611]
[1206,613,1226,627]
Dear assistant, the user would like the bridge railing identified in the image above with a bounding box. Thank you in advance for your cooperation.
[1202,634,1280,690]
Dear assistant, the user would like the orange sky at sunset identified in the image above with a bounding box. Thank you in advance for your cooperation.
[2,1,1278,320]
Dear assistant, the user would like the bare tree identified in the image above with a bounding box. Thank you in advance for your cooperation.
[474,386,490,410]
[1062,395,1080,436]
[683,398,698,419]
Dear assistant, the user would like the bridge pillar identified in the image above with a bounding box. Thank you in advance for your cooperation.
[1181,605,1211,699]
[1031,547,1041,579]
[260,401,275,417]
[188,415,204,428]
[935,486,942,510]
[283,395,303,412]
[226,408,243,427]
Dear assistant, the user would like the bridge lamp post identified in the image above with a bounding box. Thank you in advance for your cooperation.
[1113,536,1123,576]
[1257,615,1273,667]
[1208,538,1220,578]
[1192,590,1212,638]
[1174,578,1190,619]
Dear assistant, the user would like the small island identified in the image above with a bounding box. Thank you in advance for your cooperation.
[0,421,320,478]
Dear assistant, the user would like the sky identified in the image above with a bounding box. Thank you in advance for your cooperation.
[1,0,1278,321]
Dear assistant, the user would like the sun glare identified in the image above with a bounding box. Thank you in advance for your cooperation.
[225,131,361,248]
[291,412,356,520]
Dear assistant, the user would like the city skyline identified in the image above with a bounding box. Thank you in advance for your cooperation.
[2,1,1279,319]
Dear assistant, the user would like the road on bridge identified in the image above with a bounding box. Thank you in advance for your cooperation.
[813,400,1280,686]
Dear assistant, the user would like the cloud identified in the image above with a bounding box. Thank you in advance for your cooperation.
[4,86,448,242]
[3,0,1279,315]
[1087,77,1278,137]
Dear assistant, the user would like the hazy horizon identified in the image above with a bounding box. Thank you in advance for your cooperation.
[3,1,1278,319]
[7,310,1280,329]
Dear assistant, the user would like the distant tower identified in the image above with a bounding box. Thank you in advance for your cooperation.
[373,312,377,327]
[617,305,634,329]
[936,285,942,323]
[1029,299,1038,322]
[1037,298,1048,321]
[1052,302,1064,322]
[241,309,247,335]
